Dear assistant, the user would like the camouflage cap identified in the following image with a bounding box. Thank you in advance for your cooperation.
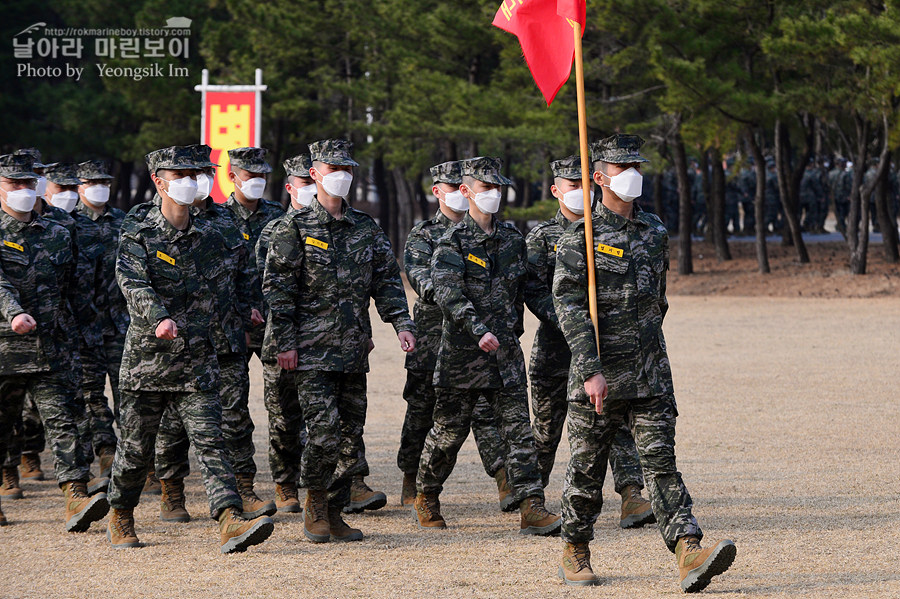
[145,145,199,173]
[0,154,40,180]
[228,147,273,174]
[589,134,650,165]
[461,156,512,186]
[551,155,589,180]
[14,148,46,169]
[283,154,313,178]
[190,144,219,168]
[77,159,114,181]
[43,162,83,186]
[430,160,463,186]
[308,139,359,167]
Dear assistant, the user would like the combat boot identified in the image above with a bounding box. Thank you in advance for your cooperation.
[558,541,600,586]
[87,474,110,496]
[676,536,737,593]
[303,489,331,543]
[107,508,142,548]
[327,504,363,542]
[495,469,516,512]
[236,472,276,518]
[143,469,161,495]
[519,495,561,536]
[400,472,416,506]
[619,485,655,529]
[274,482,301,514]
[63,480,109,532]
[98,446,116,479]
[1,466,23,500]
[343,475,387,513]
[20,452,44,481]
[0,496,7,526]
[159,478,190,522]
[219,506,274,554]
[413,492,446,529]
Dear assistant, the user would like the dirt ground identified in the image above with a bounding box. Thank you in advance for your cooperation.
[2,273,899,597]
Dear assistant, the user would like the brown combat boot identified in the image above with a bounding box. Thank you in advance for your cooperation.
[343,475,387,513]
[87,474,110,496]
[400,472,416,506]
[20,453,44,481]
[558,541,600,586]
[1,466,23,500]
[494,469,516,512]
[327,504,363,542]
[142,469,161,495]
[519,495,562,536]
[0,496,7,526]
[274,482,301,514]
[219,506,274,554]
[413,492,446,529]
[63,480,109,532]
[98,446,116,479]
[107,508,142,548]
[676,536,737,593]
[619,485,655,529]
[303,489,331,543]
[160,478,190,522]
[236,472,276,518]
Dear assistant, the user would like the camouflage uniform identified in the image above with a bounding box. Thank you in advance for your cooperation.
[263,139,414,509]
[526,157,645,492]
[417,157,544,505]
[764,166,782,232]
[800,166,826,233]
[108,149,242,519]
[737,166,757,234]
[398,160,505,480]
[553,135,702,553]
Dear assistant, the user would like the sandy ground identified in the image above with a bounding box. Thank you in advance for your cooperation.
[1,294,899,598]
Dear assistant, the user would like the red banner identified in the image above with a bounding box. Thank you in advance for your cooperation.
[203,91,257,203]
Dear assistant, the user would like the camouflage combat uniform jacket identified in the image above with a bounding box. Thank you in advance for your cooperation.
[431,213,527,389]
[262,198,414,373]
[552,203,673,401]
[255,205,301,364]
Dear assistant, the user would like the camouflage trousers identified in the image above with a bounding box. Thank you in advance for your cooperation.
[295,370,369,510]
[155,354,256,479]
[3,394,93,471]
[79,334,124,451]
[0,369,91,484]
[398,369,504,478]
[108,389,241,519]
[263,360,306,485]
[561,394,702,552]
[417,385,543,505]
[530,375,644,492]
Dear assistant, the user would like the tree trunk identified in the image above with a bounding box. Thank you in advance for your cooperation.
[710,146,731,261]
[132,162,152,207]
[746,129,770,274]
[116,160,133,211]
[672,128,693,275]
[874,161,899,263]
[699,149,711,239]
[850,112,892,274]
[653,173,664,220]
[774,119,810,262]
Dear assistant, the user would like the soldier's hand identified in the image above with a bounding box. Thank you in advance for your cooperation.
[478,332,500,352]
[367,338,376,354]
[584,373,608,415]
[11,313,36,334]
[398,331,415,353]
[245,332,251,347]
[250,308,264,327]
[156,318,178,340]
[278,350,298,371]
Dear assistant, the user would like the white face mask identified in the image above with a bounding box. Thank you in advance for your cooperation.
[605,167,643,203]
[441,189,468,213]
[83,184,110,205]
[292,183,316,208]
[35,176,48,197]
[237,176,266,200]
[194,173,212,200]
[3,188,37,213]
[560,188,593,215]
[164,175,199,206]
[317,170,353,199]
[472,188,502,214]
[50,190,79,213]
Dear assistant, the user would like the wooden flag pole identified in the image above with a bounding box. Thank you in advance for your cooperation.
[573,21,600,355]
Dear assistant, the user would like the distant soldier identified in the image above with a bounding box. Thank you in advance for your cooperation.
[689,163,706,236]
[737,163,757,235]
[800,161,825,234]
[764,160,781,232]
[723,159,741,235]
[828,159,848,235]
[553,134,735,590]
[525,155,654,529]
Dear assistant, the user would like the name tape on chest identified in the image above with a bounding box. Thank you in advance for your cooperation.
[156,250,176,266]
[242,232,250,241]
[596,244,624,258]
[467,253,487,268]
[306,236,329,250]
[553,244,557,252]
[3,240,24,252]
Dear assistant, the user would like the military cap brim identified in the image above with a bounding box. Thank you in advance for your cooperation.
[43,164,82,186]
[316,156,359,168]
[474,172,512,186]
[1,170,40,180]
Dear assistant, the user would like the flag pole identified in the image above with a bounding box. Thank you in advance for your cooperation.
[573,21,600,355]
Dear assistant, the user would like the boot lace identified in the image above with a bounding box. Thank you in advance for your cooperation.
[571,544,592,572]
[526,497,551,521]
[237,476,262,502]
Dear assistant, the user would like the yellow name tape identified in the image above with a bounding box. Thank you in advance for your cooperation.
[3,240,24,252]
[553,244,557,252]
[596,244,624,258]
[156,251,175,265]
[242,233,250,241]
[467,253,487,268]
[306,237,329,250]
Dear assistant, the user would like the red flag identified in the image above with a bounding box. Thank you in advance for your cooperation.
[492,0,586,105]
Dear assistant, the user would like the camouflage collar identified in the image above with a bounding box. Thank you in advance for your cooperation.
[595,202,648,231]
[554,209,574,231]
[0,209,42,231]
[75,200,107,222]
[463,211,496,243]
[146,205,198,240]
[225,193,260,220]
[310,195,355,225]
[434,209,455,228]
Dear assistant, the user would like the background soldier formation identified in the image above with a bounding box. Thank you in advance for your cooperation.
[0,135,737,591]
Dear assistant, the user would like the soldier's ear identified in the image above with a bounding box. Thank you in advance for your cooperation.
[550,184,560,199]
[459,184,470,198]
